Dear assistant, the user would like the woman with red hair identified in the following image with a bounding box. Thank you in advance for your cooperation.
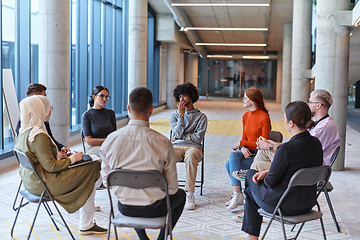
[225,87,271,209]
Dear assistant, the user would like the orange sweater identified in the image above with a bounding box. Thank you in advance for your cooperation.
[240,109,271,150]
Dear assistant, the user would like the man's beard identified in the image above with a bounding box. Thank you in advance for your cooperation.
[185,101,190,107]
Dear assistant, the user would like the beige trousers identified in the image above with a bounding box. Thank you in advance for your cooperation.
[173,146,203,192]
[250,140,276,171]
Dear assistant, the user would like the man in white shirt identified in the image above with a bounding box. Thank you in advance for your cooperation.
[100,87,186,240]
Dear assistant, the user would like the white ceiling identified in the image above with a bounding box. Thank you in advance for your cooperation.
[149,0,360,85]
[170,0,293,54]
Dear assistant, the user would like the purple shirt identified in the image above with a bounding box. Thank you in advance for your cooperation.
[309,116,341,165]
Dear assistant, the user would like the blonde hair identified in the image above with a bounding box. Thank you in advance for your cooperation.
[310,89,333,109]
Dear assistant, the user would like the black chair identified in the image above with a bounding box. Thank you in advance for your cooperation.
[321,146,341,232]
[258,165,332,240]
[11,149,75,240]
[170,130,205,195]
[106,169,172,240]
[269,130,283,143]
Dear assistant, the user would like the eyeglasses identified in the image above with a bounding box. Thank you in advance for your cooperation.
[281,117,286,123]
[97,94,110,100]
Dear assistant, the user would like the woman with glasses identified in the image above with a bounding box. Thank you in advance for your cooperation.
[82,86,116,157]
[225,87,271,209]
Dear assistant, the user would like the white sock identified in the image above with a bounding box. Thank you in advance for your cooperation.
[187,191,194,196]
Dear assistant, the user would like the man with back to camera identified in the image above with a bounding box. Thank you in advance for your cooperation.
[234,89,341,177]
[15,83,70,158]
[169,82,208,210]
[99,87,186,240]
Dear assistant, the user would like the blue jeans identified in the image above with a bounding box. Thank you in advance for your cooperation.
[225,149,256,190]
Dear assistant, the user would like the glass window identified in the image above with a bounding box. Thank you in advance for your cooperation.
[146,5,160,106]
[200,59,278,100]
[2,0,16,151]
[70,0,128,130]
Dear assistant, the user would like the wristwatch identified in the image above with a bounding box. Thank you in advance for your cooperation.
[269,145,273,151]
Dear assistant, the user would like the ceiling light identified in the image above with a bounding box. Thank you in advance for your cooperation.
[171,3,270,7]
[181,27,268,31]
[243,55,270,59]
[207,55,233,58]
[195,43,267,47]
[354,17,360,27]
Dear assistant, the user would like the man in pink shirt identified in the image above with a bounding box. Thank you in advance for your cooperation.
[234,89,340,174]
[307,89,341,165]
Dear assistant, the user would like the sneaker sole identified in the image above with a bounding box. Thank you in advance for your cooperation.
[80,231,107,236]
[232,171,246,181]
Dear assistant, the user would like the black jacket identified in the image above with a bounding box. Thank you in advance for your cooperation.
[254,131,323,212]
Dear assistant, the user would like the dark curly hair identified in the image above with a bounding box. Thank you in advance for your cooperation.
[173,82,199,103]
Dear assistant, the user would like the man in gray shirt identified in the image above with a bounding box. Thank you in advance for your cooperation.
[170,83,207,210]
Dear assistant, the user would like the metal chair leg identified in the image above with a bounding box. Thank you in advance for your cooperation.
[324,188,341,232]
[50,200,75,239]
[11,197,24,240]
[12,181,28,211]
[42,202,60,231]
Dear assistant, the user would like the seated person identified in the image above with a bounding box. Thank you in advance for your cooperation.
[100,87,186,240]
[234,89,340,176]
[15,83,70,157]
[82,85,116,157]
[225,87,270,209]
[169,83,207,210]
[15,95,106,235]
[242,101,323,239]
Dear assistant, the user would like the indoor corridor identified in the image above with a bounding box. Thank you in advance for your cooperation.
[1,100,359,240]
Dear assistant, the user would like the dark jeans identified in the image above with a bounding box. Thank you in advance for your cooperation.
[241,169,312,237]
[118,189,186,240]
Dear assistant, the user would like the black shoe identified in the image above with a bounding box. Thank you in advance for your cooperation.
[80,224,107,235]
[96,183,106,190]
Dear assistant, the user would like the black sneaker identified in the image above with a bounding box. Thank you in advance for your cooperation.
[80,224,107,235]
[96,183,106,190]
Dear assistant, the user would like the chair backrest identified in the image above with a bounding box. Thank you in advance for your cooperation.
[276,165,332,209]
[107,169,168,191]
[14,148,36,170]
[269,130,283,143]
[80,129,86,154]
[13,148,53,198]
[329,146,340,167]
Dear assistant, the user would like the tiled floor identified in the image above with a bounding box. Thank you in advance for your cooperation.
[1,100,359,239]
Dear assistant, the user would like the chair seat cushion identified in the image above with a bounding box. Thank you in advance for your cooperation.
[112,212,166,229]
[258,208,323,224]
[20,189,50,203]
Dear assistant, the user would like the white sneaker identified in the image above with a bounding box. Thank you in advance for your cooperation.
[227,192,244,210]
[185,195,195,210]
[225,198,232,206]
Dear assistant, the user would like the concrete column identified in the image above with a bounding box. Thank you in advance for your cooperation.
[166,42,180,109]
[39,0,70,146]
[291,0,312,102]
[281,22,292,111]
[128,0,147,94]
[276,51,282,103]
[188,54,199,87]
[315,0,350,171]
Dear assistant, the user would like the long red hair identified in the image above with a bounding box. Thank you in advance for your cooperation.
[245,87,268,114]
